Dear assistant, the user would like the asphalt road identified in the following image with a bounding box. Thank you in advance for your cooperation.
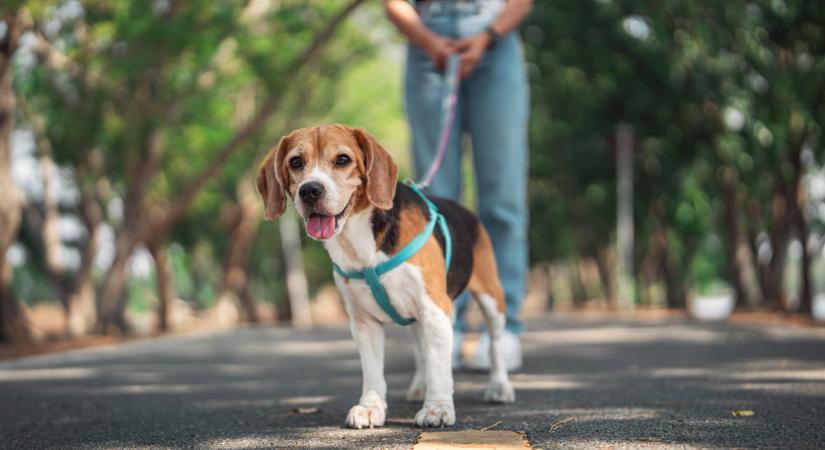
[1,314,824,449]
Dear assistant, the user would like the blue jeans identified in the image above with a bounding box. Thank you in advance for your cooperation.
[404,0,529,334]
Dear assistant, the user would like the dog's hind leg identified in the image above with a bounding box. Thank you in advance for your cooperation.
[406,323,427,401]
[473,291,515,403]
[468,227,515,403]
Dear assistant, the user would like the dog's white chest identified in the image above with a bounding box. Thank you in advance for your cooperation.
[334,262,425,324]
[324,208,427,324]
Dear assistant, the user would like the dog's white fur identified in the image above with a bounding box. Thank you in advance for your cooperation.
[327,207,456,427]
[303,167,341,206]
[324,206,513,428]
[477,293,516,403]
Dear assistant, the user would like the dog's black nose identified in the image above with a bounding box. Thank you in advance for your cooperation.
[299,182,325,205]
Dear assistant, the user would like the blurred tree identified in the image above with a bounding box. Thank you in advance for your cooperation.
[686,0,825,312]
[212,175,262,323]
[16,0,368,334]
[524,0,824,313]
[0,3,31,341]
[5,0,821,341]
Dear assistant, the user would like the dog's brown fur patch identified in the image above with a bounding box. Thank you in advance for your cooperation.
[467,224,505,313]
[392,208,452,315]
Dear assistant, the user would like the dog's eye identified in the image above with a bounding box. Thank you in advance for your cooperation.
[335,154,351,167]
[288,156,304,170]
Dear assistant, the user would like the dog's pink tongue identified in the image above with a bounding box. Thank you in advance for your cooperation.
[307,215,336,239]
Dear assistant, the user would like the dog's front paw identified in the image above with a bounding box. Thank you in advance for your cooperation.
[345,404,386,429]
[414,403,455,427]
[484,381,515,403]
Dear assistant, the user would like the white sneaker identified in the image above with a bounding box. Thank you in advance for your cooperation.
[465,330,523,372]
[452,331,464,369]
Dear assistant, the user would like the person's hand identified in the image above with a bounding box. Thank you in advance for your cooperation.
[422,34,456,71]
[455,32,493,77]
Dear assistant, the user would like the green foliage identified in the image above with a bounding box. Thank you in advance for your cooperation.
[12,1,403,315]
[10,265,57,305]
[11,0,824,317]
[525,0,825,306]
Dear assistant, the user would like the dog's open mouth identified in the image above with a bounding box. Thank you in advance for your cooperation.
[305,205,349,240]
[306,214,336,240]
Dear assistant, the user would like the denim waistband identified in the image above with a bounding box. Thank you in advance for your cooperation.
[415,0,504,18]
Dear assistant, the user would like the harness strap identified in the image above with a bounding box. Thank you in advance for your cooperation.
[332,184,452,326]
[410,183,452,270]
[363,267,416,326]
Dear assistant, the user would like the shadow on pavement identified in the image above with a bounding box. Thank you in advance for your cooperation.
[1,316,824,449]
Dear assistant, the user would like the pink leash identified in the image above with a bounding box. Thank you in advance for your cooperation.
[416,54,461,189]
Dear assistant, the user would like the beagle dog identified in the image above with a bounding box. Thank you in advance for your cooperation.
[256,124,514,428]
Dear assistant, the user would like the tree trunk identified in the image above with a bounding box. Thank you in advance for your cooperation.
[593,249,614,304]
[661,259,686,309]
[0,281,28,343]
[657,229,686,309]
[789,146,813,315]
[217,178,262,323]
[615,123,635,311]
[760,139,808,312]
[149,242,174,332]
[280,216,312,328]
[719,166,760,309]
[798,229,812,315]
[67,278,97,337]
[569,261,589,307]
[21,85,97,334]
[66,189,101,336]
[97,127,165,334]
[757,189,791,311]
[792,185,813,315]
[276,285,292,323]
[743,199,773,307]
[97,235,137,334]
[25,162,100,335]
[0,14,30,342]
[36,156,75,320]
[573,227,613,306]
[39,157,64,275]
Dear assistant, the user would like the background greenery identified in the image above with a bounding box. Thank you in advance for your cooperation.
[1,0,823,341]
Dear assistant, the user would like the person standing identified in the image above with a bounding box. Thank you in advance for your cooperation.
[385,0,532,370]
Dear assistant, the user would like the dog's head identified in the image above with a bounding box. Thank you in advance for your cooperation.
[255,124,398,240]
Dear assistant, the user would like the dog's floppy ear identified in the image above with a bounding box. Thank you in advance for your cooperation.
[256,136,290,220]
[352,127,397,210]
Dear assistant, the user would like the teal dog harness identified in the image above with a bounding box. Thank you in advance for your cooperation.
[332,183,452,326]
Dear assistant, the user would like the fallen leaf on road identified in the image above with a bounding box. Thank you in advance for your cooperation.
[730,410,754,417]
[293,407,320,415]
[548,417,576,432]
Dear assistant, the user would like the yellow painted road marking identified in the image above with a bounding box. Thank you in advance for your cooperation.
[414,430,530,449]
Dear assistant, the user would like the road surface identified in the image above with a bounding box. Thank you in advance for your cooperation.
[1,314,824,449]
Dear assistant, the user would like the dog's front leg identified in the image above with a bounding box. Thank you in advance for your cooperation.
[414,302,455,427]
[345,316,388,429]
